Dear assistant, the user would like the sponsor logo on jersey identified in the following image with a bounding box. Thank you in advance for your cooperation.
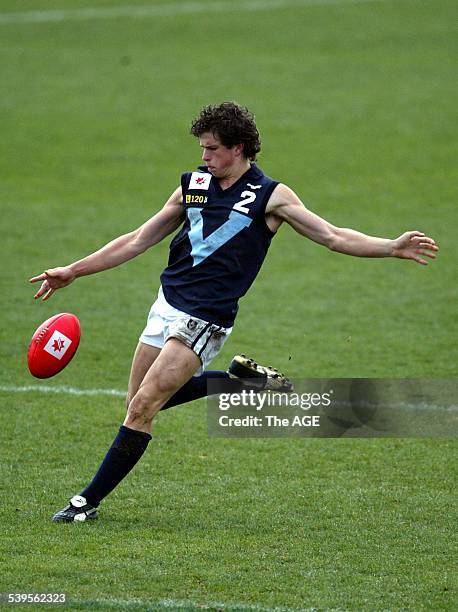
[189,172,212,190]
[44,330,73,360]
[185,194,208,205]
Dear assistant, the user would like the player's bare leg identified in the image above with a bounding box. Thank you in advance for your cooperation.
[127,341,233,413]
[124,338,201,432]
[126,341,225,413]
[126,342,161,408]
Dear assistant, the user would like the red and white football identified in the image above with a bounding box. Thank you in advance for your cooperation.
[28,313,81,379]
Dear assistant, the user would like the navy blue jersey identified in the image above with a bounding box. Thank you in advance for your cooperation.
[160,163,279,327]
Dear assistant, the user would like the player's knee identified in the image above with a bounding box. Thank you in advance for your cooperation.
[127,390,155,422]
[127,375,179,423]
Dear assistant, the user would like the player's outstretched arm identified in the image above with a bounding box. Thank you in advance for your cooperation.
[30,187,185,300]
[267,184,438,265]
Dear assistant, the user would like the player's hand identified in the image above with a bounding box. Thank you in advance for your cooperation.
[392,231,438,265]
[29,267,76,300]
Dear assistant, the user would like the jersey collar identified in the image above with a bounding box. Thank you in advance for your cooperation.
[197,163,263,193]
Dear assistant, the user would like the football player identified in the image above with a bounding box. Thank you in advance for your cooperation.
[30,102,438,522]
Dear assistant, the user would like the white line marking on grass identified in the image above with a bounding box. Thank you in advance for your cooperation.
[1,384,457,412]
[0,0,390,26]
[0,384,125,397]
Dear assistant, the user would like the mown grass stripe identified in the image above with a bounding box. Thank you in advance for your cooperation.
[71,597,313,611]
[0,0,389,25]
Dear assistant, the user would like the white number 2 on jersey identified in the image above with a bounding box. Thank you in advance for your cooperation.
[233,191,256,214]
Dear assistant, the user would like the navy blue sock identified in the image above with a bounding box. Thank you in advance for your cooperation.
[161,370,244,411]
[81,425,151,507]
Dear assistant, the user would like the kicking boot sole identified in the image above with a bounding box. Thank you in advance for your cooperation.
[228,354,266,382]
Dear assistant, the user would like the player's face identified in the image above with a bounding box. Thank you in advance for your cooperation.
[199,132,241,177]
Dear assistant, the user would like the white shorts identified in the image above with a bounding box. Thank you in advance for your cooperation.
[139,287,232,374]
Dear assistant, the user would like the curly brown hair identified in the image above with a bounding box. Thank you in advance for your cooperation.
[190,102,261,161]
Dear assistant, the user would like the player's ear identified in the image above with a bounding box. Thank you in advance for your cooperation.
[234,143,244,158]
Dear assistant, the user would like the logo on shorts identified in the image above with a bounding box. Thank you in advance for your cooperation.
[187,319,197,331]
[189,172,211,190]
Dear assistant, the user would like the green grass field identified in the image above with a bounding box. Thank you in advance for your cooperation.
[1,0,457,609]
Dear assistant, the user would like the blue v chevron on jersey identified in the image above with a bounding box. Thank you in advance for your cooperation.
[160,163,279,327]
[188,207,252,267]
